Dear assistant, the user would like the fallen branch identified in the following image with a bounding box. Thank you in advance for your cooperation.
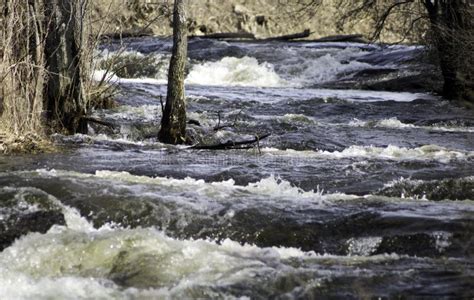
[99,29,154,40]
[262,29,311,41]
[305,34,367,43]
[191,133,271,150]
[191,32,256,40]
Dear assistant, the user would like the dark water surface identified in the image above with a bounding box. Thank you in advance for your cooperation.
[0,38,473,299]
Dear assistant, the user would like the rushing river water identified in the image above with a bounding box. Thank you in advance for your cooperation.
[0,38,473,299]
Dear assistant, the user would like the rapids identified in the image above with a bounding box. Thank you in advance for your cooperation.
[0,38,473,299]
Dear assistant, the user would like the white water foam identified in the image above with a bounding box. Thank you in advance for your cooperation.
[52,133,155,147]
[96,105,162,122]
[93,46,378,88]
[187,56,286,87]
[94,54,286,87]
[92,50,437,103]
[26,169,358,214]
[261,144,473,163]
[0,189,407,300]
[432,231,453,253]
[0,227,308,299]
[0,190,317,299]
[346,237,383,256]
[348,117,474,133]
[278,47,376,86]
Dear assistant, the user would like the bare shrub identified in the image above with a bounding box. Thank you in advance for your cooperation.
[0,1,45,136]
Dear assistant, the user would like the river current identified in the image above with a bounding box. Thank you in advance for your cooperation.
[0,38,473,299]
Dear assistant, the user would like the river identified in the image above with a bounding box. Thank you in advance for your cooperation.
[0,38,473,299]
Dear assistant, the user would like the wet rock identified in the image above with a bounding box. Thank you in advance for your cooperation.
[360,73,443,93]
[0,211,65,251]
[322,68,443,93]
[352,68,398,78]
[0,187,66,251]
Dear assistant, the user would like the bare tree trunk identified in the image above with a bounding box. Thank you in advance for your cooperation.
[158,0,188,144]
[425,0,474,104]
[44,0,89,134]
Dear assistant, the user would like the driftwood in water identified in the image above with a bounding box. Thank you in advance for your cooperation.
[305,34,367,43]
[191,30,311,41]
[192,30,304,43]
[191,133,270,150]
[191,32,256,40]
[262,29,311,41]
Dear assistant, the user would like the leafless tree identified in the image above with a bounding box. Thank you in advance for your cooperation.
[312,0,473,104]
[1,0,92,136]
[158,0,188,144]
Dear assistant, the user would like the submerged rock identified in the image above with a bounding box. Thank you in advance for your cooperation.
[0,187,66,251]
[0,211,65,251]
[359,73,443,93]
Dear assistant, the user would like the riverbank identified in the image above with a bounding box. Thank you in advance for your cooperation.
[0,132,54,154]
[92,0,425,43]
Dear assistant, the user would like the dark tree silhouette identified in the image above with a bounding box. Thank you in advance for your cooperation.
[302,0,474,105]
[1,0,90,135]
[424,1,473,103]
[44,0,90,133]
